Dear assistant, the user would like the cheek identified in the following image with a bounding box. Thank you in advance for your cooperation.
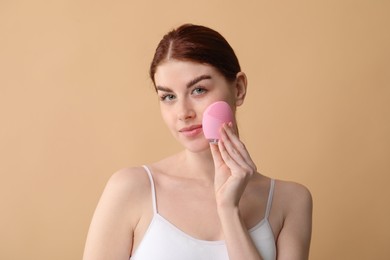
[160,109,168,123]
[213,85,236,102]
[221,92,237,110]
[205,92,236,111]
[160,107,174,127]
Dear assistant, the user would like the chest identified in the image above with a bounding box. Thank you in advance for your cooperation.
[131,210,277,260]
[155,179,271,241]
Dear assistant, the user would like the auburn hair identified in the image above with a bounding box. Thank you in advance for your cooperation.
[149,24,241,86]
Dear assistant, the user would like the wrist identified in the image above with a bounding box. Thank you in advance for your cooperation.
[217,203,241,220]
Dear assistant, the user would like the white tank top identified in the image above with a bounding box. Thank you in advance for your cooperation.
[130,165,276,260]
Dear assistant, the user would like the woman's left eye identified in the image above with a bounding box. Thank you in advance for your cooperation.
[192,87,207,95]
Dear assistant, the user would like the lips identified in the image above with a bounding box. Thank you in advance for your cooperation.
[179,125,202,132]
[179,124,203,137]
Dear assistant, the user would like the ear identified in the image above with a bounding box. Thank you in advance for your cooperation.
[234,72,247,107]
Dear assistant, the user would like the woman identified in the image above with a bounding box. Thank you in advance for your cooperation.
[83,24,312,260]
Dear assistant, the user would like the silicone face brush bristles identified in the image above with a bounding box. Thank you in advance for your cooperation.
[202,101,234,143]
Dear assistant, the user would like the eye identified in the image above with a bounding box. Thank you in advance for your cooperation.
[160,94,176,102]
[192,87,207,96]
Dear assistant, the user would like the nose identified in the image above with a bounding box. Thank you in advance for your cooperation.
[177,100,195,121]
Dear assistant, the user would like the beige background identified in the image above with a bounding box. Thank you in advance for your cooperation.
[1,0,389,259]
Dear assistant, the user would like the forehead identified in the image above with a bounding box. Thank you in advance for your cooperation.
[154,60,222,87]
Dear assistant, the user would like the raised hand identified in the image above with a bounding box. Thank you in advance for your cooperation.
[210,122,258,209]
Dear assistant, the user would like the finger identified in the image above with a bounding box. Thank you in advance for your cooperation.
[209,142,224,168]
[220,124,257,171]
[218,135,246,173]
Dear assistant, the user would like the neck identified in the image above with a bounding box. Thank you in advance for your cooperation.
[180,147,215,182]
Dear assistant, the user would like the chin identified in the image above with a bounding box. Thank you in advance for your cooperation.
[180,138,211,153]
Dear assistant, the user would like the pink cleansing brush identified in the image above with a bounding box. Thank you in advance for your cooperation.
[202,101,234,143]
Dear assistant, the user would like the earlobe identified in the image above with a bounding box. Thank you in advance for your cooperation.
[235,72,247,107]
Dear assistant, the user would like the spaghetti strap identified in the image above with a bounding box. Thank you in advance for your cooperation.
[142,165,157,214]
[264,179,275,219]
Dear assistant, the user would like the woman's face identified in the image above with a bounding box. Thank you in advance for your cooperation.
[154,60,239,152]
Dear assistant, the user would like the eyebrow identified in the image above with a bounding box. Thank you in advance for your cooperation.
[156,74,212,92]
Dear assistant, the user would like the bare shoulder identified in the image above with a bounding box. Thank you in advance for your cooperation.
[274,180,312,201]
[272,180,313,259]
[83,166,151,259]
[273,179,313,214]
[102,166,152,210]
[106,166,150,194]
[93,166,152,222]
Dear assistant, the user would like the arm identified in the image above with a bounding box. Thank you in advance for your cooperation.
[218,206,264,260]
[83,168,145,260]
[276,183,313,260]
[210,123,313,259]
[210,123,263,260]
